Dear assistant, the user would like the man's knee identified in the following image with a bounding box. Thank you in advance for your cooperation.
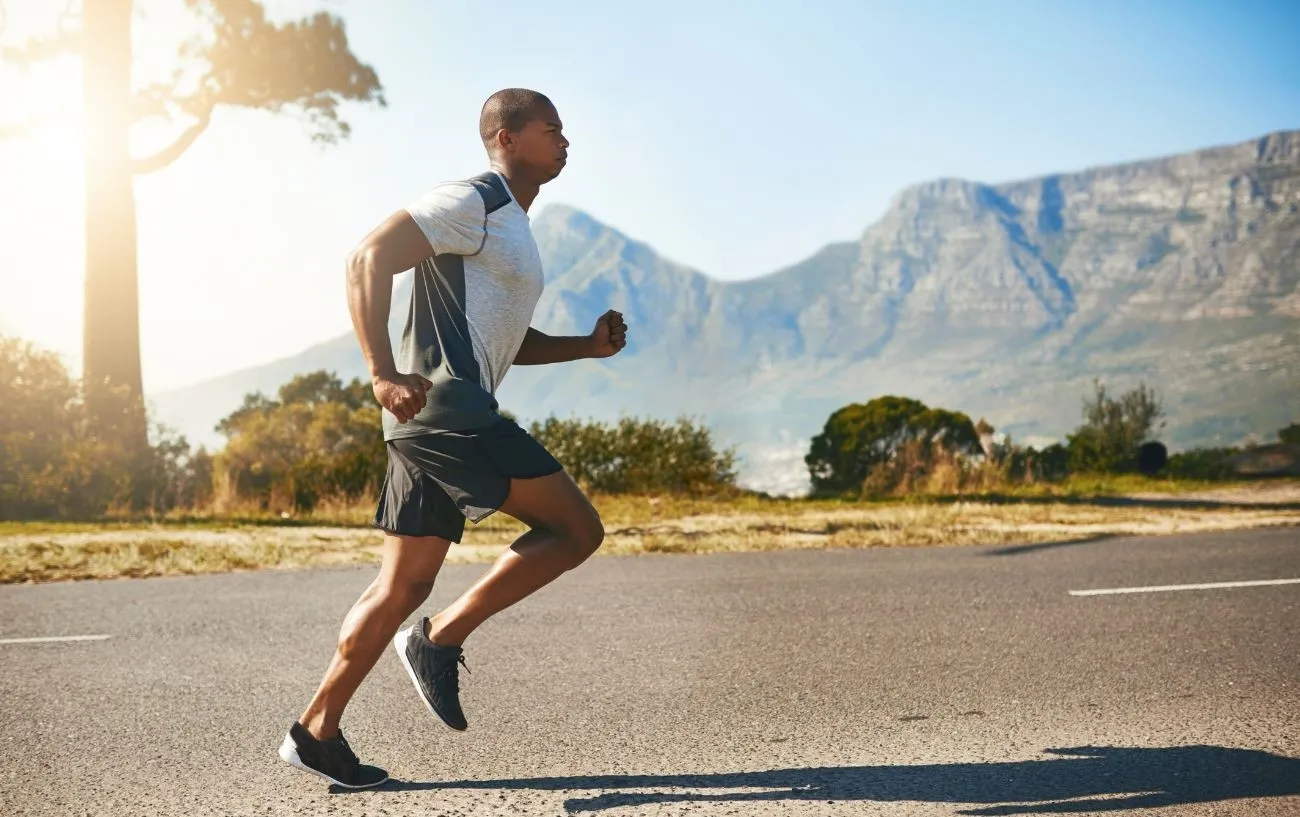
[380,577,435,613]
[532,504,604,565]
[568,507,605,564]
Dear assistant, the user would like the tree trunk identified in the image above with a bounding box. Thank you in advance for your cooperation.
[81,0,145,444]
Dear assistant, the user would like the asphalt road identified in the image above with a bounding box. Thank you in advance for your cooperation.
[2,527,1298,816]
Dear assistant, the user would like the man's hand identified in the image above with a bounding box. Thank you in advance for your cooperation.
[372,372,433,423]
[589,309,628,359]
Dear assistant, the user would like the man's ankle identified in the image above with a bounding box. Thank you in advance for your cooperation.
[423,616,466,648]
[299,714,339,741]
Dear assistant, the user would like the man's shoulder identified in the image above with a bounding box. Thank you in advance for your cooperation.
[464,171,513,216]
[422,171,511,215]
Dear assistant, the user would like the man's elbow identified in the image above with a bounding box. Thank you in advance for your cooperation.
[346,243,382,285]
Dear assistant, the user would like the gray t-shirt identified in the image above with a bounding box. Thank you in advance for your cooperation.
[383,170,544,440]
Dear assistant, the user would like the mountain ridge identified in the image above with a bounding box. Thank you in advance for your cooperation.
[152,129,1300,495]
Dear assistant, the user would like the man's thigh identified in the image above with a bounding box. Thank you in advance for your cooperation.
[378,533,452,587]
[498,470,601,537]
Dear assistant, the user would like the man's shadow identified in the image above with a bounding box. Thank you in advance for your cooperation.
[366,745,1300,814]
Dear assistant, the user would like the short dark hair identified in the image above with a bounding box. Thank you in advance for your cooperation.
[479,88,553,144]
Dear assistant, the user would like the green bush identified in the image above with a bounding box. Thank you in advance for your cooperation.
[1066,379,1164,473]
[806,396,980,495]
[1006,443,1071,483]
[211,374,737,510]
[214,372,385,512]
[1164,447,1241,480]
[529,415,737,495]
[0,335,200,519]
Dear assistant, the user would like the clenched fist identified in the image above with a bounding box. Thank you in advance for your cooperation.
[589,309,628,358]
[373,372,433,423]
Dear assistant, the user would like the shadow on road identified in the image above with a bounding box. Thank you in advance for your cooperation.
[364,745,1300,814]
[984,534,1117,557]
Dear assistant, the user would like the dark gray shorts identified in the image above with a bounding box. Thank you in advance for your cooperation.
[372,415,563,542]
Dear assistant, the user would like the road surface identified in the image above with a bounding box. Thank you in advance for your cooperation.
[2,526,1298,816]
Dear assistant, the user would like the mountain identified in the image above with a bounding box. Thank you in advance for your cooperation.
[152,130,1300,495]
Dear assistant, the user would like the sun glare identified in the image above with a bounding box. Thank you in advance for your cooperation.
[0,0,221,373]
[0,50,85,366]
[2,54,83,176]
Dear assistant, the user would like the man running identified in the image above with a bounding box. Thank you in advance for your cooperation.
[277,88,628,789]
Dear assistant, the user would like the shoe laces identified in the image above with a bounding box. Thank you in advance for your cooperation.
[435,654,470,695]
[331,730,361,772]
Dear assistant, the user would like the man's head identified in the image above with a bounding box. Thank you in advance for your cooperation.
[479,88,568,183]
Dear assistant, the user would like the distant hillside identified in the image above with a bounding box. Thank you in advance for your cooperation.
[152,130,1300,495]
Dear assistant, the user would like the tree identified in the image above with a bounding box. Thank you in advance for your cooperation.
[4,0,386,444]
[214,371,382,512]
[805,396,980,495]
[1066,379,1165,473]
[1279,422,1300,445]
[974,417,996,459]
[0,333,198,518]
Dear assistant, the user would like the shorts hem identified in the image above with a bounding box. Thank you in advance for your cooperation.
[460,463,563,525]
[368,519,463,544]
[508,463,565,480]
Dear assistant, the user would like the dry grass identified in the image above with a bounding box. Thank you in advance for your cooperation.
[3,481,1298,584]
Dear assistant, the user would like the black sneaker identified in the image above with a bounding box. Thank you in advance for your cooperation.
[277,722,388,789]
[393,616,470,731]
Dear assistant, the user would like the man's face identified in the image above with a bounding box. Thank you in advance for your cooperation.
[511,104,569,182]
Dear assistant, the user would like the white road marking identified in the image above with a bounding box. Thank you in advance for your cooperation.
[1069,578,1300,597]
[0,634,112,645]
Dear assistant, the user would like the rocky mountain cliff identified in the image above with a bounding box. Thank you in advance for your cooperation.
[153,131,1300,495]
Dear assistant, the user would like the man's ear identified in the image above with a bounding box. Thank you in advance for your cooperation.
[494,128,515,153]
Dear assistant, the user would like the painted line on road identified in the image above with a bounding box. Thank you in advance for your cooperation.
[0,635,112,645]
[1069,578,1300,597]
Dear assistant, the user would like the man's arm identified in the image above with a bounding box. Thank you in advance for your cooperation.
[515,309,627,365]
[346,211,437,421]
[514,328,597,365]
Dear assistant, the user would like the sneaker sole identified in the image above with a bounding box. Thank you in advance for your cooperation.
[277,734,389,790]
[392,624,467,731]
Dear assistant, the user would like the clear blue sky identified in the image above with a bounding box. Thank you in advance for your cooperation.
[1,0,1297,390]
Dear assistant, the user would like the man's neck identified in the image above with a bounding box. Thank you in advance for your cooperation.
[491,163,540,212]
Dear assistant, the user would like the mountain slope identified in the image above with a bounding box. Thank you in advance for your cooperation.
[152,130,1300,494]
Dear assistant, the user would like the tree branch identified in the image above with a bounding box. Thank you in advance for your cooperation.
[0,1,82,66]
[130,108,212,176]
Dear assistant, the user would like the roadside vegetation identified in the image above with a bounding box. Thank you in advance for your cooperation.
[3,334,1297,583]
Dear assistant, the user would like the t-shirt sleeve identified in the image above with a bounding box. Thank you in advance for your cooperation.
[403,182,486,256]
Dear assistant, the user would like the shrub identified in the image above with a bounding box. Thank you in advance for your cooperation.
[1066,379,1165,473]
[0,335,198,519]
[213,372,384,513]
[529,415,736,495]
[806,396,980,495]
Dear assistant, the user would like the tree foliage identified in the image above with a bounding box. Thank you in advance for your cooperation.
[213,371,383,512]
[805,396,980,495]
[130,0,387,173]
[1003,442,1071,484]
[1164,447,1239,480]
[209,375,740,512]
[1279,422,1300,446]
[1065,379,1165,473]
[529,415,737,495]
[2,0,386,446]
[3,0,386,156]
[0,334,204,519]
